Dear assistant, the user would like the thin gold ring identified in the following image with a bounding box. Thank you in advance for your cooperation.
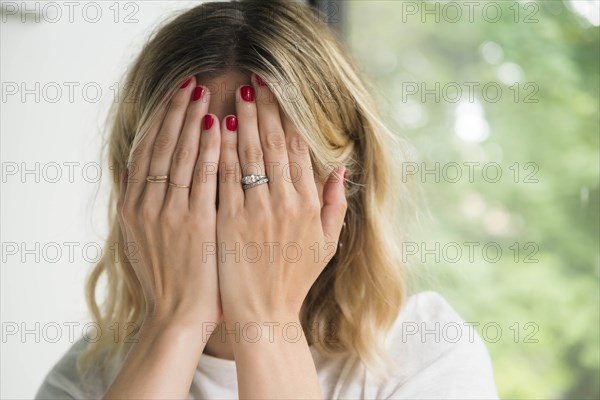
[168,182,190,189]
[146,175,168,183]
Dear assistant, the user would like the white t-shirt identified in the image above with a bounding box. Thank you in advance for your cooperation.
[35,291,499,399]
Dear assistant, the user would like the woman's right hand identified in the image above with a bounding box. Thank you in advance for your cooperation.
[117,76,222,329]
[104,77,222,399]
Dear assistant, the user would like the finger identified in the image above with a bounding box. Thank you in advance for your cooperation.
[280,105,318,196]
[252,73,289,192]
[190,112,221,212]
[144,76,197,206]
[123,78,186,207]
[321,166,347,245]
[236,84,269,201]
[218,115,244,212]
[164,85,209,210]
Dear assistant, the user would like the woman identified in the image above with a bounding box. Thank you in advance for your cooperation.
[36,0,498,398]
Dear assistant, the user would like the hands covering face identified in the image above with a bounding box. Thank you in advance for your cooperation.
[117,74,347,326]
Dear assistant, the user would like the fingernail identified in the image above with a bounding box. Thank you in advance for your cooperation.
[255,74,266,87]
[204,114,214,130]
[226,115,238,131]
[192,86,205,101]
[241,85,255,102]
[343,169,347,185]
[180,78,191,89]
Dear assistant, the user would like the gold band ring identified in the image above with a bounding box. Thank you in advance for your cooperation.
[168,182,190,189]
[146,175,168,183]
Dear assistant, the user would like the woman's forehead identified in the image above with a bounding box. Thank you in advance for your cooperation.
[200,70,252,121]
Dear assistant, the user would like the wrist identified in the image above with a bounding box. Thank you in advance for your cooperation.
[223,311,300,327]
[222,300,301,325]
[221,316,305,350]
[143,310,220,339]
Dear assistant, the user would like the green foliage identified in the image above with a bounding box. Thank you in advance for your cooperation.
[346,1,599,398]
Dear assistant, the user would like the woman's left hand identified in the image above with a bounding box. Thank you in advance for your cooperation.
[216,73,347,325]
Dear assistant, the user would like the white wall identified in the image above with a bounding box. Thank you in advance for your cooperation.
[0,1,200,397]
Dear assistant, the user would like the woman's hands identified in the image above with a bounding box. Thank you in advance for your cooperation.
[109,73,345,399]
[116,72,347,330]
[216,74,348,325]
[212,73,346,399]
[106,76,226,399]
[117,76,222,329]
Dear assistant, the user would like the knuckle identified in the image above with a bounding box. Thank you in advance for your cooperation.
[219,163,241,183]
[186,214,205,232]
[275,198,296,217]
[303,197,321,214]
[194,161,217,184]
[255,195,271,212]
[153,133,174,154]
[242,146,264,162]
[193,165,206,184]
[264,131,286,151]
[172,146,191,165]
[131,140,148,161]
[288,135,309,155]
[257,206,275,222]
[170,94,189,109]
[140,200,159,221]
[159,209,179,230]
[185,103,203,119]
[241,105,257,119]
[194,200,217,218]
[221,137,238,151]
[217,206,239,221]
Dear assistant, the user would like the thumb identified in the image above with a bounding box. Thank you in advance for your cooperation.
[321,166,347,244]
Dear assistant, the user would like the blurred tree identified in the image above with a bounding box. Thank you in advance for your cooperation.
[346,1,599,398]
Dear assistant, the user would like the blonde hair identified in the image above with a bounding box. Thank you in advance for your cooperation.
[80,0,414,381]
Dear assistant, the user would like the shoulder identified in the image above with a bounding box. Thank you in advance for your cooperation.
[394,290,470,326]
[382,290,499,399]
[35,338,112,399]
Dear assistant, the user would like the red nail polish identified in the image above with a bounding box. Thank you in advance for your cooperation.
[255,74,266,87]
[204,114,214,130]
[192,86,204,101]
[180,78,191,89]
[241,85,255,102]
[226,115,238,131]
[343,169,347,185]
